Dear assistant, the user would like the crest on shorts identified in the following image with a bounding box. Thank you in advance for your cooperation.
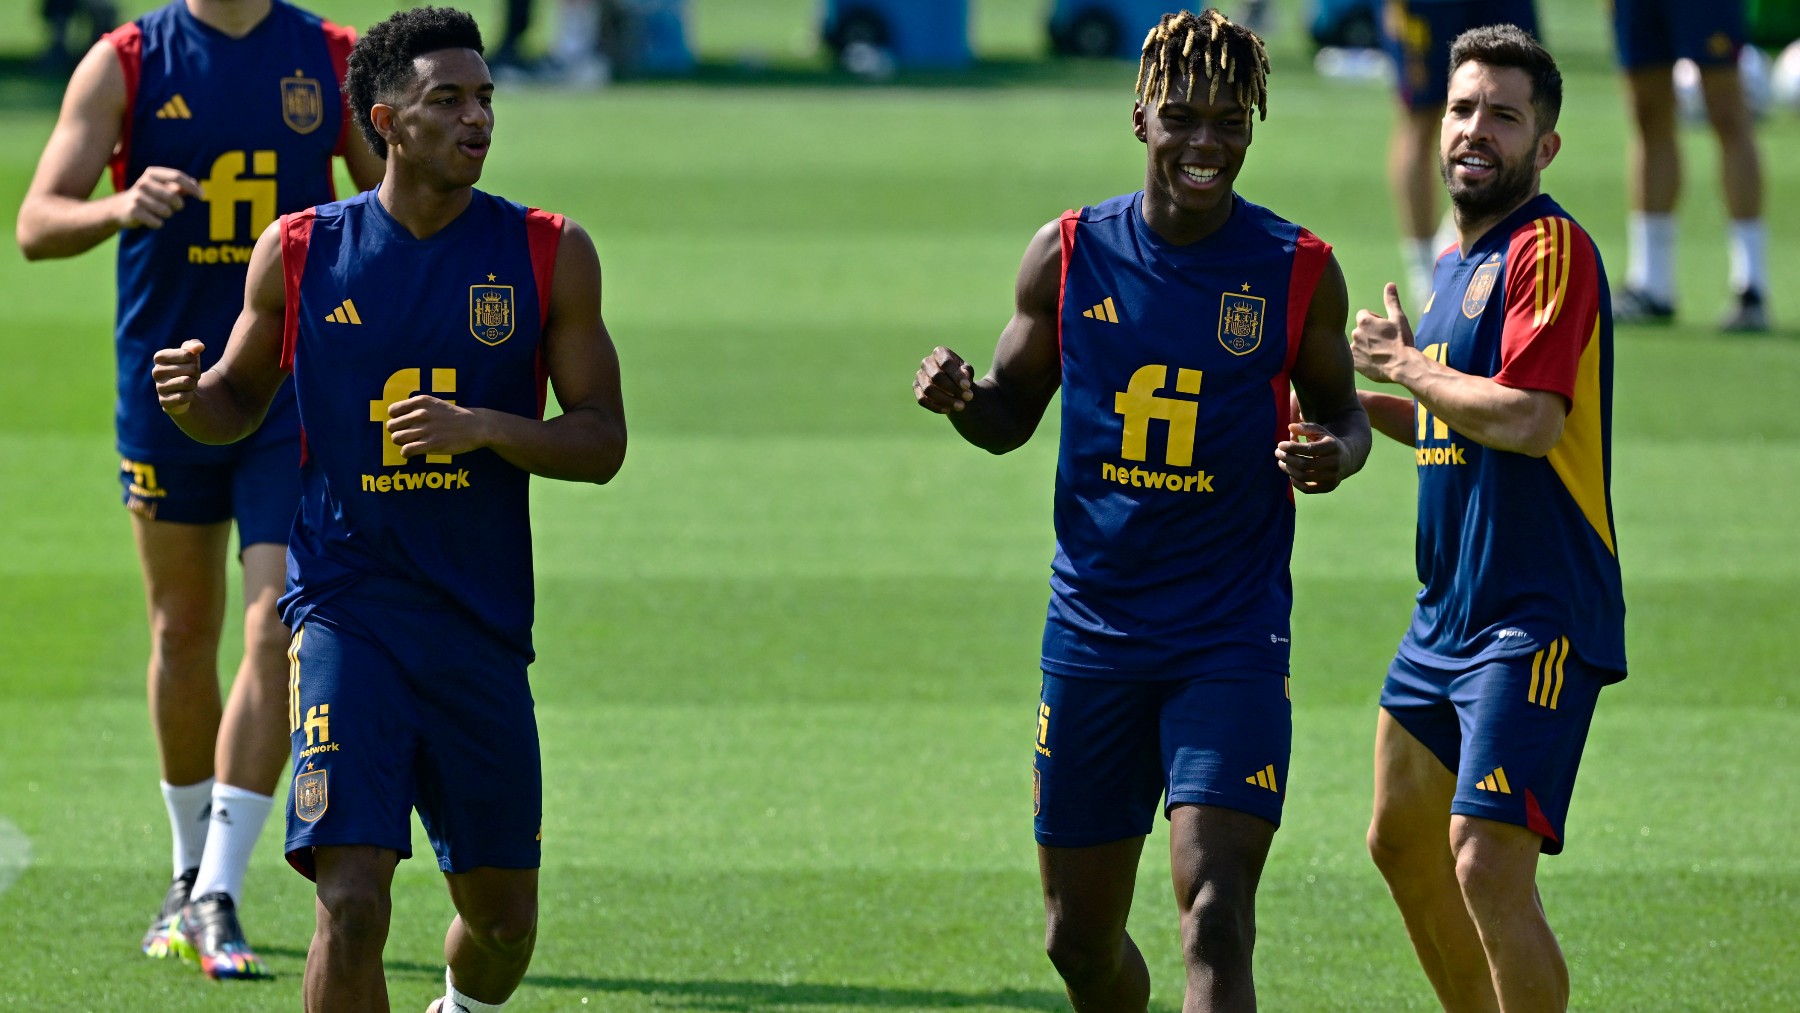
[295,769,328,823]
[281,74,324,135]
[1462,258,1501,319]
[470,284,516,346]
[1217,292,1265,356]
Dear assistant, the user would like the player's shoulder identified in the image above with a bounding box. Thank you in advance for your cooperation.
[1229,192,1327,252]
[1503,195,1597,254]
[1079,192,1138,224]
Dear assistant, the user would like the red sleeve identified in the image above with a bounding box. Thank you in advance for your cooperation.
[321,21,356,157]
[1273,229,1331,434]
[1494,217,1599,403]
[525,209,565,418]
[104,23,143,193]
[279,210,317,372]
[1056,209,1079,359]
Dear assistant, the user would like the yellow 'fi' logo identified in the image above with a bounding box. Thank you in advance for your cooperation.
[470,284,515,346]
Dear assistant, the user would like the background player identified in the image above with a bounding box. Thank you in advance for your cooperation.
[1383,0,1540,307]
[915,11,1369,1009]
[1609,0,1769,330]
[15,0,383,980]
[1351,25,1625,1011]
[152,7,626,1010]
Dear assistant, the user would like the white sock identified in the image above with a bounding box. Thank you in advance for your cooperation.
[161,778,215,877]
[190,783,275,902]
[1727,218,1767,295]
[445,967,507,1011]
[1400,238,1438,308]
[1627,212,1677,303]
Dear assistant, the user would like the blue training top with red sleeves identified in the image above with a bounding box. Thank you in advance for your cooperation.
[105,0,352,462]
[1404,192,1626,677]
[1044,191,1330,681]
[275,189,563,660]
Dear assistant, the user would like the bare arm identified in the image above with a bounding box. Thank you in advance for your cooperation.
[152,222,291,440]
[1358,390,1418,446]
[1277,252,1370,494]
[17,39,203,260]
[913,218,1063,454]
[385,220,626,484]
[1351,282,1565,457]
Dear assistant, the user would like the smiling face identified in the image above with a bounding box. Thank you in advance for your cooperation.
[373,47,494,190]
[1133,78,1251,243]
[1438,60,1558,230]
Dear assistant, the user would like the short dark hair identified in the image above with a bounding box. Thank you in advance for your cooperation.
[1135,9,1270,121]
[346,6,485,159]
[1448,24,1562,135]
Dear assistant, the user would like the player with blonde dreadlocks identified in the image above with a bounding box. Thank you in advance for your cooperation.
[914,7,1369,1010]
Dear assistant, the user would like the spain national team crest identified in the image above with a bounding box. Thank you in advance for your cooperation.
[470,284,516,345]
[281,73,323,135]
[1217,292,1265,356]
[1463,258,1501,319]
[294,769,328,823]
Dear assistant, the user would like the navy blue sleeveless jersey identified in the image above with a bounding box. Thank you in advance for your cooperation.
[1044,192,1331,680]
[275,190,562,659]
[1403,192,1626,676]
[105,0,352,461]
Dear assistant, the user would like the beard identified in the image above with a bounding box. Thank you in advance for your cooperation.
[1440,147,1535,223]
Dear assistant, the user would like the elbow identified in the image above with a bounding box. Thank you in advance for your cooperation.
[17,226,50,262]
[586,431,627,485]
[1511,419,1564,458]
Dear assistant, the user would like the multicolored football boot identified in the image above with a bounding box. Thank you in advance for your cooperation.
[140,869,196,958]
[179,892,273,980]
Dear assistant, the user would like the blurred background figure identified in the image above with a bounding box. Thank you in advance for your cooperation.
[37,0,116,72]
[1382,0,1540,307]
[1611,0,1769,331]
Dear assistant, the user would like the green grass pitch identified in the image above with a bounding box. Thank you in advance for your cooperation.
[0,1,1796,1009]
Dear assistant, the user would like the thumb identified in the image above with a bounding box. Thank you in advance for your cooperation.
[1382,282,1408,324]
[180,339,205,359]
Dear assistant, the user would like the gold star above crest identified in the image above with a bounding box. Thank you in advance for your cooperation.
[487,273,496,281]
[1241,283,1252,292]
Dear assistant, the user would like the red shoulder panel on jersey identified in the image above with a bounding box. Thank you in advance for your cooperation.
[1057,209,1080,358]
[105,24,144,193]
[525,209,565,418]
[279,210,318,373]
[322,22,357,158]
[1495,216,1599,403]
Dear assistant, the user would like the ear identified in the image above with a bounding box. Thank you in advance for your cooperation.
[1132,101,1148,143]
[1535,129,1560,171]
[370,103,399,149]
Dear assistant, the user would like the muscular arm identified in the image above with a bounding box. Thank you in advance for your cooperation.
[1358,390,1419,446]
[914,218,1063,454]
[152,222,292,441]
[17,39,202,260]
[1278,252,1370,493]
[1352,282,1565,457]
[386,221,627,484]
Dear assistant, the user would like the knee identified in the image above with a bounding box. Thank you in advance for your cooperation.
[1043,917,1119,985]
[462,900,538,958]
[148,614,221,672]
[315,877,391,947]
[1367,816,1418,879]
[1178,883,1254,968]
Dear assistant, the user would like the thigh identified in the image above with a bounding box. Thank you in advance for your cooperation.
[1670,0,1747,66]
[1033,673,1166,849]
[1161,669,1291,828]
[1380,653,1464,776]
[1371,706,1458,843]
[1167,803,1276,912]
[130,510,231,636]
[229,435,302,551]
[283,613,421,880]
[1038,835,1146,948]
[1449,641,1607,855]
[412,624,542,873]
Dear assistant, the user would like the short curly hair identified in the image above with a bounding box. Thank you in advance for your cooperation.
[345,6,485,159]
[1449,24,1562,135]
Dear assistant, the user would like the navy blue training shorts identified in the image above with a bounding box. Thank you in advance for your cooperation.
[1032,669,1291,848]
[1612,0,1745,70]
[118,436,300,546]
[283,587,542,879]
[1385,0,1541,109]
[1382,638,1609,855]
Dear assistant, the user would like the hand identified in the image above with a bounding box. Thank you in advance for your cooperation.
[112,167,203,231]
[1275,422,1347,494]
[1351,283,1417,386]
[387,396,488,458]
[152,339,205,415]
[914,346,975,414]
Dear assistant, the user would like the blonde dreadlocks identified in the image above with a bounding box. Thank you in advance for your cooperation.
[1134,9,1270,120]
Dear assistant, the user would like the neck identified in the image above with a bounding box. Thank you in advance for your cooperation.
[1455,186,1541,254]
[1139,189,1234,247]
[186,0,274,37]
[377,165,476,240]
